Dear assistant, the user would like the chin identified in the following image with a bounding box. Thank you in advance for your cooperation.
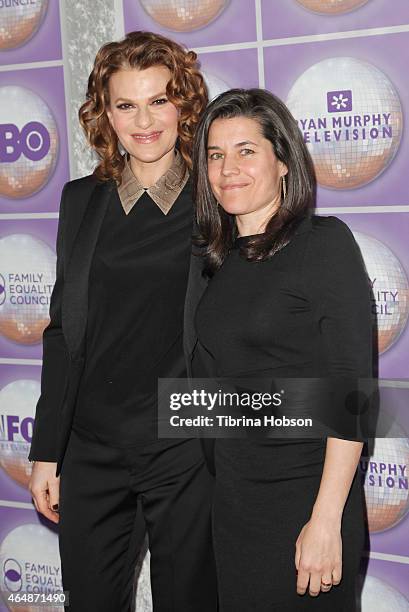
[219,202,250,215]
[128,147,170,164]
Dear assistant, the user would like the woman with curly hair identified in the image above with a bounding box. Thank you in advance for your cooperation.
[28,31,217,612]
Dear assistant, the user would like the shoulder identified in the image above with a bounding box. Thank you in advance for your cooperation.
[56,176,115,237]
[63,173,102,200]
[310,214,352,234]
[61,174,114,215]
[308,215,357,250]
[294,214,356,249]
[302,215,366,279]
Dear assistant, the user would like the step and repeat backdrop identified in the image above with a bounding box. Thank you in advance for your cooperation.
[1,1,409,610]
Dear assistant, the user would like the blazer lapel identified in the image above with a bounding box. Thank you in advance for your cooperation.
[62,180,114,359]
[183,249,208,377]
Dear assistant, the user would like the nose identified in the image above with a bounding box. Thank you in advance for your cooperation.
[221,154,240,176]
[135,106,154,130]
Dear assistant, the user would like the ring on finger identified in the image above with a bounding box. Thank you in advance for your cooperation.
[321,582,332,592]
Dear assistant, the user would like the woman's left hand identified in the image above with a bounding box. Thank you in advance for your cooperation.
[295,515,342,597]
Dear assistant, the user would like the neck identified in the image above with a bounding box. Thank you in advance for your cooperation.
[129,148,175,188]
[235,197,280,237]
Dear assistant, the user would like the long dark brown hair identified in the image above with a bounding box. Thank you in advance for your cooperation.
[192,88,316,276]
[79,31,208,183]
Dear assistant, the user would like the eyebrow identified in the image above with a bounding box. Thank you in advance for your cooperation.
[113,91,168,104]
[207,140,259,150]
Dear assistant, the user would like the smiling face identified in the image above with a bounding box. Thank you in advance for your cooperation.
[106,65,179,165]
[207,116,288,232]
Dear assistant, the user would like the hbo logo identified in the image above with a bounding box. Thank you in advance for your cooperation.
[0,122,50,162]
[0,86,58,198]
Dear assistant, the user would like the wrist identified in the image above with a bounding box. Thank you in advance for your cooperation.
[311,502,343,525]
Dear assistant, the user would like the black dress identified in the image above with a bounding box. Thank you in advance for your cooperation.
[194,215,372,611]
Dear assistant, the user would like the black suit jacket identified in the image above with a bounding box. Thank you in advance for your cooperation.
[28,176,209,476]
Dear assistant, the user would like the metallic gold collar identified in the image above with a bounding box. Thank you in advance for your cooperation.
[117,149,189,215]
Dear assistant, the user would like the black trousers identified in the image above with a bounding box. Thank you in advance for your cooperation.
[59,426,218,611]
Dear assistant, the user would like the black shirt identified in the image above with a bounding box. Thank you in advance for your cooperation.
[195,216,372,380]
[73,183,193,443]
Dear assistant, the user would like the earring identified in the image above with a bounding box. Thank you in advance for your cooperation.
[118,141,127,156]
[281,175,287,201]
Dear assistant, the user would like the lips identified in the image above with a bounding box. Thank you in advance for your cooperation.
[131,131,162,144]
[220,183,250,191]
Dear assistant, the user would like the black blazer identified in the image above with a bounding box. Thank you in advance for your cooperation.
[28,176,208,476]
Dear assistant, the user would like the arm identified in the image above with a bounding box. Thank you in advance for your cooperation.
[311,438,363,524]
[295,217,372,597]
[28,183,71,524]
[28,183,70,462]
[295,438,363,596]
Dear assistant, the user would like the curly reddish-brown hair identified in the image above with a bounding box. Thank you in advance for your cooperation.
[79,31,208,183]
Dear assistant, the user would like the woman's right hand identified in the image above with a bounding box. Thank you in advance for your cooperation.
[29,461,60,524]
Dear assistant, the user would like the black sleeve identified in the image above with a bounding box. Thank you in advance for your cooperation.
[305,216,373,378]
[304,217,374,441]
[28,184,70,462]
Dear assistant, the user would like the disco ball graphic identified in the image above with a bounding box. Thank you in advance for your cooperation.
[296,0,369,14]
[353,232,409,354]
[359,575,409,611]
[139,0,230,32]
[0,86,58,199]
[0,524,62,612]
[0,0,48,50]
[286,57,403,189]
[0,234,56,344]
[0,380,39,488]
[202,70,230,101]
[0,274,5,305]
[360,433,409,533]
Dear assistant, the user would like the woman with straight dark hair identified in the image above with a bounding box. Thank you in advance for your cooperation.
[189,89,372,611]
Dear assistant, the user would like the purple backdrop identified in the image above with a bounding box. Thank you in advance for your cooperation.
[363,556,409,604]
[361,386,409,557]
[0,219,58,360]
[0,1,408,608]
[264,32,408,207]
[0,507,58,612]
[261,0,409,39]
[338,212,409,379]
[122,0,257,46]
[198,48,259,91]
[0,365,40,505]
[0,67,69,214]
[0,1,62,65]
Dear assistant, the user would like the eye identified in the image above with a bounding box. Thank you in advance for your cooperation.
[240,148,254,156]
[116,103,133,110]
[208,152,223,161]
[152,98,168,105]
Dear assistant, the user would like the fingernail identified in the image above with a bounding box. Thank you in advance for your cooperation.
[52,504,59,511]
